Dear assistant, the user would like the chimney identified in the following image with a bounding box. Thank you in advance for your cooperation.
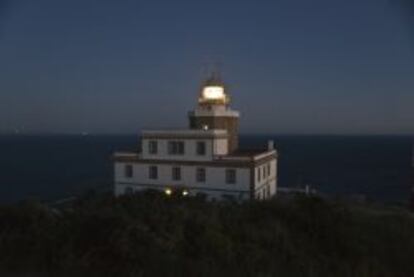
[267,140,274,151]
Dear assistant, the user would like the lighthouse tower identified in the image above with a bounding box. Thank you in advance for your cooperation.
[188,73,240,152]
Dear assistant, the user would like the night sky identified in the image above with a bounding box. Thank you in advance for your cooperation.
[0,0,413,134]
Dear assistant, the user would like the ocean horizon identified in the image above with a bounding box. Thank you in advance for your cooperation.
[0,134,412,204]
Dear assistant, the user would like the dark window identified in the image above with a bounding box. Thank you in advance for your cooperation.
[196,192,207,200]
[179,142,184,154]
[196,167,206,182]
[125,187,134,194]
[222,194,235,201]
[172,167,181,181]
[225,169,236,184]
[149,166,158,179]
[124,164,133,178]
[196,141,206,155]
[267,163,271,176]
[168,141,173,154]
[149,140,158,154]
[168,141,185,155]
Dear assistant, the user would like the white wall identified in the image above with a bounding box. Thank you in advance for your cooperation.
[213,138,228,155]
[114,162,250,200]
[141,138,228,161]
[253,159,277,199]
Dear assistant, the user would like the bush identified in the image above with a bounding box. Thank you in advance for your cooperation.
[0,193,413,277]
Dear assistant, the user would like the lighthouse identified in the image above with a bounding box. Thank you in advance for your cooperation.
[113,73,278,201]
[188,73,239,152]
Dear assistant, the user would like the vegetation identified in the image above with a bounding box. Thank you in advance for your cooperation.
[0,192,414,277]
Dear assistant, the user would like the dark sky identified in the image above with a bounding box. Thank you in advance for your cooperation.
[0,0,413,134]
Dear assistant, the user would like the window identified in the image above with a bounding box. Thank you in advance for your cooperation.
[264,187,269,199]
[168,141,185,155]
[267,163,271,176]
[168,141,174,154]
[196,167,206,182]
[149,140,158,154]
[149,166,158,179]
[172,167,181,181]
[222,194,235,201]
[196,141,206,155]
[124,164,133,178]
[225,169,236,184]
[125,187,134,194]
[196,192,207,200]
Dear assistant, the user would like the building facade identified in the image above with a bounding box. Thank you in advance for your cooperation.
[113,74,278,201]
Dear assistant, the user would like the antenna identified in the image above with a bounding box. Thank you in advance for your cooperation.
[200,61,209,81]
[212,61,222,80]
[201,59,224,80]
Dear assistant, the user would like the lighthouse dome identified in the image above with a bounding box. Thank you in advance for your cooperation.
[199,73,230,106]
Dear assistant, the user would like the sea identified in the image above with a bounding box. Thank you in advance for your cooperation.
[0,135,412,204]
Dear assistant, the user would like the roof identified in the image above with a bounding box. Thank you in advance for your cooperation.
[230,149,269,157]
[113,150,276,167]
[219,149,277,162]
[203,72,224,87]
[141,129,228,139]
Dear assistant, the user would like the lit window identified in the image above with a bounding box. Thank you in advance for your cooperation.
[196,141,206,155]
[149,141,158,154]
[149,166,158,179]
[172,167,181,181]
[196,168,206,182]
[124,164,133,178]
[225,169,236,184]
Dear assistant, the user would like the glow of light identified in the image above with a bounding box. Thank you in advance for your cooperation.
[165,188,172,196]
[182,190,189,196]
[202,86,225,100]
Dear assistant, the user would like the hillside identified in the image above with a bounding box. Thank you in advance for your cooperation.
[0,192,413,277]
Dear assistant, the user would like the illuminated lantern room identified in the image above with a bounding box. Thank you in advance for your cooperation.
[198,73,230,107]
[189,72,240,152]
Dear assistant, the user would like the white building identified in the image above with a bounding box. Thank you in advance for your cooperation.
[113,74,278,201]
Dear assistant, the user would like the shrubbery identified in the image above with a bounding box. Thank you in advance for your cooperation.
[0,192,413,277]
